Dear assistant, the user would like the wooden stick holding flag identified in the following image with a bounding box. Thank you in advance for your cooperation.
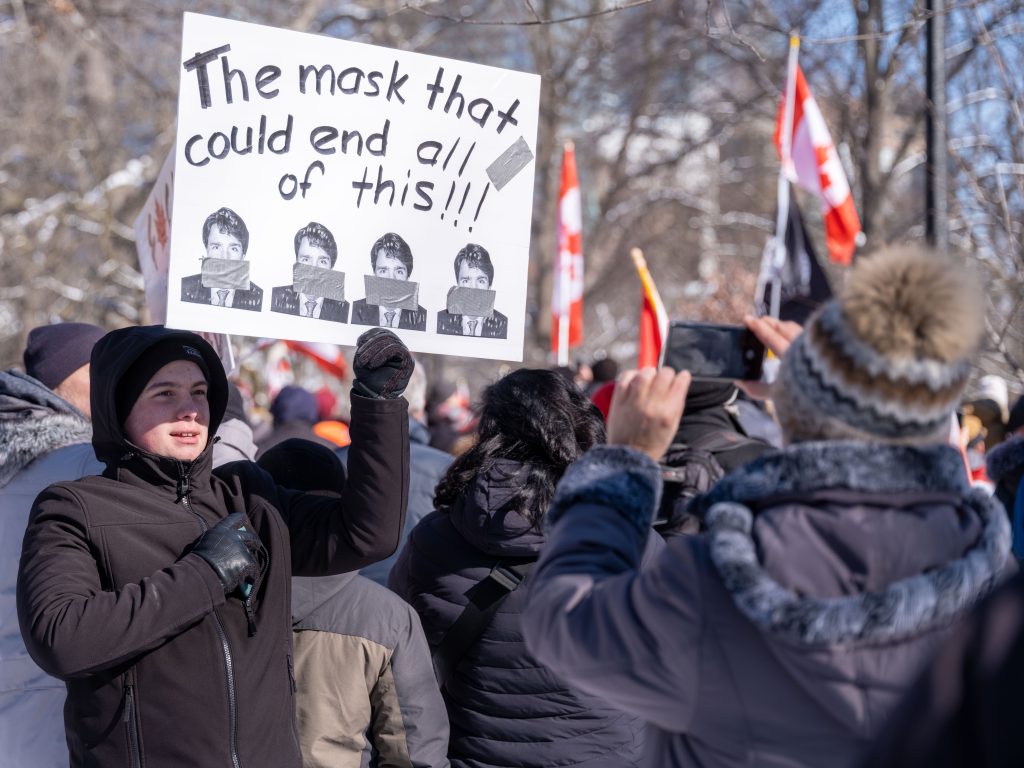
[552,141,584,365]
[631,248,669,368]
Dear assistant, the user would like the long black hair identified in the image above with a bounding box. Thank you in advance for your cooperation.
[433,368,605,526]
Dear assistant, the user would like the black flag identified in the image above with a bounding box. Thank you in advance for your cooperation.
[760,192,833,325]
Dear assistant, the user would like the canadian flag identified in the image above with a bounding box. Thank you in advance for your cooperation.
[551,142,584,362]
[774,65,861,265]
[284,340,348,381]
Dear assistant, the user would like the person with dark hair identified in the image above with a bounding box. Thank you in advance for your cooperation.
[17,325,412,768]
[587,356,619,393]
[522,246,1011,768]
[181,206,264,311]
[271,221,350,322]
[1,322,106,767]
[436,244,508,339]
[389,369,649,768]
[257,439,450,768]
[352,232,427,330]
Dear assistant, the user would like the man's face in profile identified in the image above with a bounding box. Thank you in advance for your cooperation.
[458,262,491,290]
[297,237,332,269]
[206,224,244,260]
[374,250,408,280]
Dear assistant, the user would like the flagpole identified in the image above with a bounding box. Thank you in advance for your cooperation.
[762,33,801,318]
[557,141,573,366]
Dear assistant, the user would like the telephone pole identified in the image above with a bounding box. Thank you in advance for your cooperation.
[925,0,949,253]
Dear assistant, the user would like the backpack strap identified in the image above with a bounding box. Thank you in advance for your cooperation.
[686,429,761,455]
[431,560,535,689]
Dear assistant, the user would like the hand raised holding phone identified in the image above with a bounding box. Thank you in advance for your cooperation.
[660,321,765,381]
[606,367,692,462]
[736,315,805,401]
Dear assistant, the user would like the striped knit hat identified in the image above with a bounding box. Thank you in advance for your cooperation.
[772,245,983,444]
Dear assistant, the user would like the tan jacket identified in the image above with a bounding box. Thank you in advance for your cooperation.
[292,573,449,768]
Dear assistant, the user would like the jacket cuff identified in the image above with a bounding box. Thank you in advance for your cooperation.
[181,553,228,609]
[547,445,662,538]
[350,391,410,414]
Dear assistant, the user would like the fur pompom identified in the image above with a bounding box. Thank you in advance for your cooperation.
[841,246,982,363]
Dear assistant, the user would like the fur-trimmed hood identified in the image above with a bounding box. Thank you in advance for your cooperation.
[0,370,91,487]
[986,435,1024,486]
[695,441,1010,647]
[689,439,972,516]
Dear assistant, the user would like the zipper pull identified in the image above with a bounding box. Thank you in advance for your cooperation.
[177,473,190,501]
[123,684,134,723]
[244,599,258,637]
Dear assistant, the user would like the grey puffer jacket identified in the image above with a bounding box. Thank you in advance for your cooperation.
[0,371,103,767]
[523,441,1012,768]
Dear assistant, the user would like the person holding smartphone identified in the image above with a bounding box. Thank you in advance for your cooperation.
[521,246,1011,768]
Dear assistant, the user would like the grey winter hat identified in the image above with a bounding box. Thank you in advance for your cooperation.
[772,245,983,444]
[23,322,106,391]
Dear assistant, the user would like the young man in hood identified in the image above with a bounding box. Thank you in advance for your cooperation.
[521,246,1012,768]
[17,324,413,768]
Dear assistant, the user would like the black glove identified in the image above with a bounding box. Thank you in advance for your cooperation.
[191,512,261,595]
[352,328,414,399]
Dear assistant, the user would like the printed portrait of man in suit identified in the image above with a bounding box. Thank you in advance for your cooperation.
[351,232,427,331]
[270,222,349,323]
[180,207,264,311]
[436,243,508,339]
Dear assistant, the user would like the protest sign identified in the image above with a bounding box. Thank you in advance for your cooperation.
[135,147,236,374]
[165,13,541,362]
[134,149,175,325]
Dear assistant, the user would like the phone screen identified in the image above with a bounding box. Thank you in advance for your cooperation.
[661,321,765,381]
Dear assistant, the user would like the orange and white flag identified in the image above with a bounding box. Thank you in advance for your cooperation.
[552,142,584,363]
[774,65,861,265]
[631,249,669,369]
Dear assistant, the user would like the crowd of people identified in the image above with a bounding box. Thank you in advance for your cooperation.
[2,243,1023,767]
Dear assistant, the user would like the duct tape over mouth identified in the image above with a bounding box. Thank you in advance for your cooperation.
[293,263,346,301]
[201,258,250,289]
[446,286,495,317]
[364,275,421,311]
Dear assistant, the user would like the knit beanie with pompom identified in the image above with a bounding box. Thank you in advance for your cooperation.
[772,245,983,445]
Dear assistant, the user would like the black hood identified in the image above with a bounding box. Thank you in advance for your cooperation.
[448,459,547,558]
[89,325,228,464]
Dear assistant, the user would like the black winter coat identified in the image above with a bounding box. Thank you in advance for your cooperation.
[389,459,647,768]
[17,326,410,768]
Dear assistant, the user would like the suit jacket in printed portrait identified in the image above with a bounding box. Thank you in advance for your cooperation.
[436,309,508,339]
[351,299,427,332]
[437,243,509,340]
[270,285,350,323]
[273,222,351,324]
[183,207,263,312]
[180,274,264,312]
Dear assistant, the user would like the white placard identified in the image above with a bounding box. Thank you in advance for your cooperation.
[166,13,540,362]
[135,147,237,375]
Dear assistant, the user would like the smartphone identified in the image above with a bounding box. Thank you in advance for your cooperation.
[660,320,765,381]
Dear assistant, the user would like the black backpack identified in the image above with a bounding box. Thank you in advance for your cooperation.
[654,430,761,535]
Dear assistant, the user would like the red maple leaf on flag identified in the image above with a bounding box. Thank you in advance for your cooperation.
[154,201,169,250]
